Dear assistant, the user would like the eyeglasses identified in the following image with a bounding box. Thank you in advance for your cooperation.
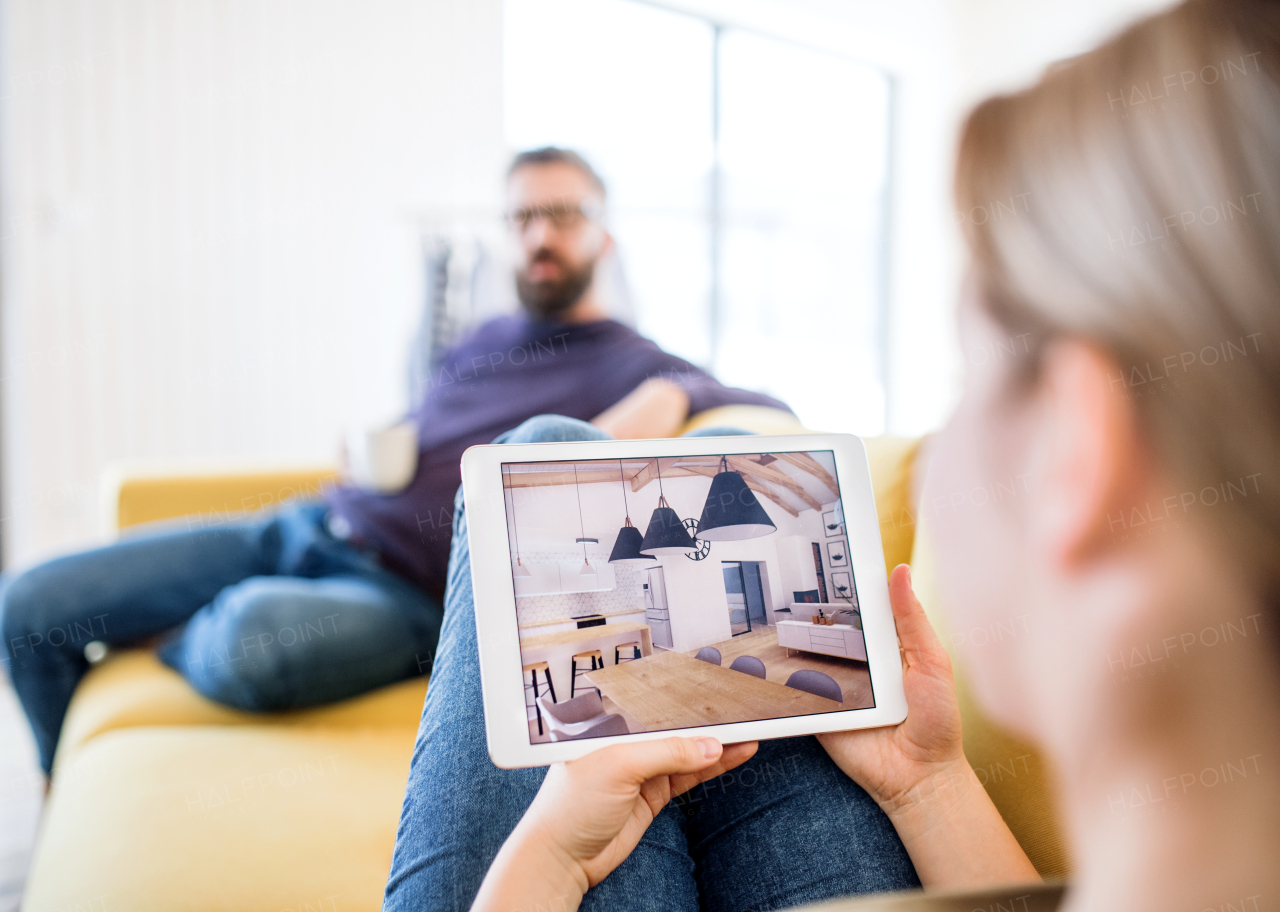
[504,200,602,232]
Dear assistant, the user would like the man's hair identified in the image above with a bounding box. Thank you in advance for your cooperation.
[507,147,607,200]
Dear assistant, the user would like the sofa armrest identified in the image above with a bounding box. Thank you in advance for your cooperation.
[103,466,339,533]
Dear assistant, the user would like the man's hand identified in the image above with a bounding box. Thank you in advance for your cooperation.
[591,378,690,439]
[471,737,758,912]
[338,421,419,493]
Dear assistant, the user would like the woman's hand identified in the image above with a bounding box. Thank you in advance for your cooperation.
[472,737,758,912]
[818,564,1039,888]
[817,564,966,811]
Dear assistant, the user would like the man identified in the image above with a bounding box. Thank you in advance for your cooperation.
[1,146,790,776]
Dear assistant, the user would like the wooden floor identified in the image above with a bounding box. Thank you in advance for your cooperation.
[0,668,43,912]
[692,626,874,709]
[526,624,873,742]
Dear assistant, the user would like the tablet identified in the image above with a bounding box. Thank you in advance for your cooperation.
[461,434,907,768]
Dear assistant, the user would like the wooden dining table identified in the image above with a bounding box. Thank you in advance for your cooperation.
[584,649,846,731]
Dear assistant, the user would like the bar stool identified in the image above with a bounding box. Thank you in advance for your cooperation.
[614,641,642,664]
[523,661,556,735]
[571,649,603,699]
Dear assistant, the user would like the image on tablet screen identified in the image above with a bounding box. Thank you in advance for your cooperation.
[501,450,875,744]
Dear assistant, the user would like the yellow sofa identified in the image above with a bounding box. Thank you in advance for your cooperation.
[21,408,1067,911]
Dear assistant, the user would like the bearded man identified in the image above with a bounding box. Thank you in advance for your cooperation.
[1,146,791,776]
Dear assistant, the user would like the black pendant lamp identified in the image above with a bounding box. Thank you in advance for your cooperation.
[608,459,657,566]
[696,455,777,541]
[639,459,696,555]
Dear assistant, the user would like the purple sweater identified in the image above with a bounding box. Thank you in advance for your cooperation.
[325,317,790,600]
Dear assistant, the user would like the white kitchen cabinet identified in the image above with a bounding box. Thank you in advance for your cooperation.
[776,620,867,662]
[513,559,616,598]
[557,558,616,593]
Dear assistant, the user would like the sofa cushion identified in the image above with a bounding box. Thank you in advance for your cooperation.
[861,436,922,577]
[107,467,339,532]
[26,726,414,912]
[53,651,428,774]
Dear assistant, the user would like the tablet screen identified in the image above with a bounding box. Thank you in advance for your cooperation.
[501,449,875,745]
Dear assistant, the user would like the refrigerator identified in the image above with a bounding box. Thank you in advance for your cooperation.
[643,567,672,649]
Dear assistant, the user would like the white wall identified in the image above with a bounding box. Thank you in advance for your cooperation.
[0,0,504,567]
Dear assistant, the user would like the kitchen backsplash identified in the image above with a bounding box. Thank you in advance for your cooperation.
[515,549,647,625]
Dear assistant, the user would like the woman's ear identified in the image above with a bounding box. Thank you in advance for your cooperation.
[1023,340,1147,570]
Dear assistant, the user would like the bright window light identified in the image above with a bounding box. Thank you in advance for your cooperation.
[504,0,891,434]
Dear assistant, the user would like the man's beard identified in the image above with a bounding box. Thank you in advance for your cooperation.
[515,249,596,320]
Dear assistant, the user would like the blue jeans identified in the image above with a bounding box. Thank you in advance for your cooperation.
[1,501,442,773]
[382,415,918,912]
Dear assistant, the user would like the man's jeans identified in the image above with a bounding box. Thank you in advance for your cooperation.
[382,415,918,912]
[1,501,442,774]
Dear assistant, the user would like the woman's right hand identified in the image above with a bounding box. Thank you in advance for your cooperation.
[818,564,1039,887]
[817,563,967,811]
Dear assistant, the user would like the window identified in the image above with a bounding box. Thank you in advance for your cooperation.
[505,0,892,434]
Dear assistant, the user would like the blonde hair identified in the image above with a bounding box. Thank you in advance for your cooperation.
[956,0,1280,596]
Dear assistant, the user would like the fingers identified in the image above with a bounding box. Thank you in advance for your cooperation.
[667,741,759,798]
[590,736,726,788]
[888,564,951,676]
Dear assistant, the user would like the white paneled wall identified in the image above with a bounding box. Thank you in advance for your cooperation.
[0,0,504,567]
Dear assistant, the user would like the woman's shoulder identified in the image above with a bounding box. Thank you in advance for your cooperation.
[788,882,1066,912]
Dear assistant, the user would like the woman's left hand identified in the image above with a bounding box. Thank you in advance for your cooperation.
[472,737,758,911]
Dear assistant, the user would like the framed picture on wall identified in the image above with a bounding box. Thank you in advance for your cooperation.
[822,510,844,537]
[827,539,848,567]
[830,571,853,602]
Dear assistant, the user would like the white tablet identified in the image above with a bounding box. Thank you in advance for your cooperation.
[460,434,907,768]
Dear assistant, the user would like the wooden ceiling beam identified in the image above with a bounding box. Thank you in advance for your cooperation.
[773,452,839,498]
[501,453,839,507]
[725,455,822,511]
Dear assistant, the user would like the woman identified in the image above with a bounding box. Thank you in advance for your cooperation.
[385,1,1280,909]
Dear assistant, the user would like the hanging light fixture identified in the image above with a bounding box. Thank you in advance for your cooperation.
[506,465,532,577]
[608,458,657,566]
[639,459,697,555]
[572,464,598,576]
[696,455,777,541]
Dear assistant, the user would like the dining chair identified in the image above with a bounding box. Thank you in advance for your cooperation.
[536,693,632,740]
[694,646,722,665]
[728,655,766,679]
[548,712,630,742]
[784,669,842,703]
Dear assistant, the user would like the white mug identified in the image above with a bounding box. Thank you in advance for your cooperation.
[345,421,419,493]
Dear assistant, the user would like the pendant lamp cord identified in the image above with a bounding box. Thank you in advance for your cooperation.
[619,458,631,524]
[574,464,588,562]
[507,465,524,565]
[656,459,666,508]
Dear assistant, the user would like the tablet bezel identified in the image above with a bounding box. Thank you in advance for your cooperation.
[461,433,907,769]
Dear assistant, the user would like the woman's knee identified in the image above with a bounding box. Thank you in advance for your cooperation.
[495,414,610,445]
